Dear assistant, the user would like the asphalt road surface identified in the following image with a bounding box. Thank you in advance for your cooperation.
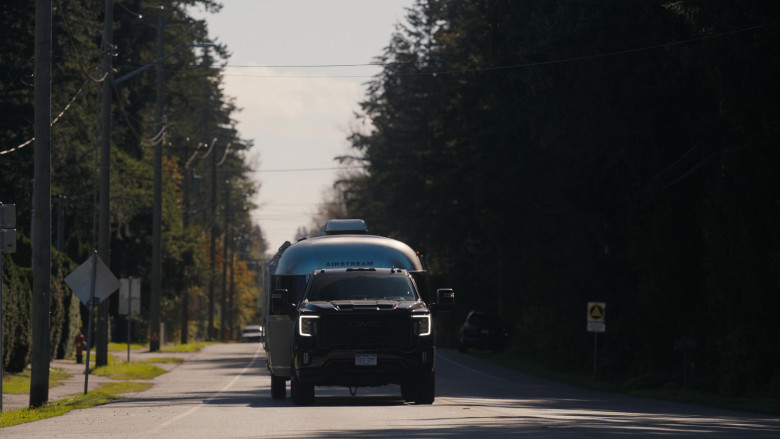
[3,343,778,438]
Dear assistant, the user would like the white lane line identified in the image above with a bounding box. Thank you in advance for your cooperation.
[437,351,512,383]
[147,345,264,434]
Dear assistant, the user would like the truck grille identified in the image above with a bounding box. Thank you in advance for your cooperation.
[317,314,412,349]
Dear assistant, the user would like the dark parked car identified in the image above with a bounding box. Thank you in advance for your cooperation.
[458,311,508,352]
[241,324,264,342]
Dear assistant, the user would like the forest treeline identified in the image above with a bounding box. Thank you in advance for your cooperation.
[0,0,264,372]
[336,0,780,397]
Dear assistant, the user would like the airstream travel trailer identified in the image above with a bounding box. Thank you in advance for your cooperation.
[261,219,453,405]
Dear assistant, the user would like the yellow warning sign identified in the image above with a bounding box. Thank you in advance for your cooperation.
[588,302,605,322]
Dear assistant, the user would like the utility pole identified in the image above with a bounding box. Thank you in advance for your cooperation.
[96,0,113,368]
[181,143,190,345]
[229,245,235,339]
[149,7,164,352]
[180,140,200,344]
[208,132,216,341]
[30,0,52,408]
[221,180,230,341]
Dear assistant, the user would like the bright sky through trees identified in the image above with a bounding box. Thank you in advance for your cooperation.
[190,0,415,249]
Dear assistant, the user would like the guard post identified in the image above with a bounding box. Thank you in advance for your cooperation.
[0,203,17,411]
[119,278,141,361]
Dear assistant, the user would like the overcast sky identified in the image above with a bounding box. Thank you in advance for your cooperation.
[189,0,416,252]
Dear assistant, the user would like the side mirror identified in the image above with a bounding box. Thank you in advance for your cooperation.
[271,289,290,315]
[433,288,455,312]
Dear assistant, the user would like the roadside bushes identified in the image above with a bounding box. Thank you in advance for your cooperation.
[1,246,81,373]
[1,253,31,372]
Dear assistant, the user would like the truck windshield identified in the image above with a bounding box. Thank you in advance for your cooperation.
[307,274,417,302]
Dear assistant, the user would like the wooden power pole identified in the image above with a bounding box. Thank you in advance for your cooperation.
[96,0,113,368]
[30,0,52,408]
[149,8,165,352]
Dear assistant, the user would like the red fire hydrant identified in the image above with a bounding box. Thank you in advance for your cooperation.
[75,332,85,364]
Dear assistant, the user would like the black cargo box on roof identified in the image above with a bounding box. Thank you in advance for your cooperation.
[320,219,368,235]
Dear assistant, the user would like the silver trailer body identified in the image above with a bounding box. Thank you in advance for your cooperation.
[277,234,423,274]
[262,232,427,386]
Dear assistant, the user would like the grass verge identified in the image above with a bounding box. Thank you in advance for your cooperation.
[108,342,146,351]
[3,367,72,394]
[0,381,151,429]
[146,357,184,365]
[161,341,216,353]
[92,361,167,380]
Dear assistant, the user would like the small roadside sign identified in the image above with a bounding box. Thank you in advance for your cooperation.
[588,302,605,321]
[587,302,606,333]
[0,203,15,228]
[65,253,119,305]
[587,321,606,333]
[119,278,141,316]
[1,203,15,254]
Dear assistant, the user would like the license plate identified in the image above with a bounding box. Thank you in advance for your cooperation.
[355,354,377,366]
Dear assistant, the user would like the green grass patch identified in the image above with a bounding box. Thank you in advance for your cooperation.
[92,361,167,380]
[2,367,72,395]
[146,357,184,365]
[108,342,145,351]
[161,341,216,353]
[0,386,122,428]
[97,381,153,394]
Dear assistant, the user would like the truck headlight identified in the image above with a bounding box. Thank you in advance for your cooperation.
[414,315,431,336]
[299,315,319,337]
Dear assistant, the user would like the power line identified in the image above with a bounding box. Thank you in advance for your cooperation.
[257,166,364,173]
[55,0,108,83]
[110,20,778,80]
[0,80,89,155]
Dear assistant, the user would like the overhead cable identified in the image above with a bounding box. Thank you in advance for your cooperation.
[115,20,777,79]
[0,80,88,155]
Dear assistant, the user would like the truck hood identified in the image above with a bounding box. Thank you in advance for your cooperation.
[303,300,427,312]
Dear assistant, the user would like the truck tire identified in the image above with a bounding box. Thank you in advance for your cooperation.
[271,375,286,400]
[413,372,435,405]
[291,374,315,405]
[400,381,414,402]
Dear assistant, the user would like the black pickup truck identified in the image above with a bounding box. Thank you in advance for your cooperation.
[272,267,454,405]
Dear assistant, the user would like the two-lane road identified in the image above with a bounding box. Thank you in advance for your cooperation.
[4,343,778,438]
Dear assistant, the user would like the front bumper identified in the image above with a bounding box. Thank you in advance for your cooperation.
[293,346,435,387]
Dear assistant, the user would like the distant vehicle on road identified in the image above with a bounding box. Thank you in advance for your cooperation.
[241,324,263,342]
[458,311,508,352]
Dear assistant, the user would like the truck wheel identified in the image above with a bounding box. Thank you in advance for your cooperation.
[271,375,286,400]
[413,372,435,405]
[400,381,414,402]
[291,374,315,405]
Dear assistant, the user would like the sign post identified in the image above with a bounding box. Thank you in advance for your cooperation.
[587,302,606,375]
[119,278,141,361]
[0,203,17,411]
[65,252,119,394]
